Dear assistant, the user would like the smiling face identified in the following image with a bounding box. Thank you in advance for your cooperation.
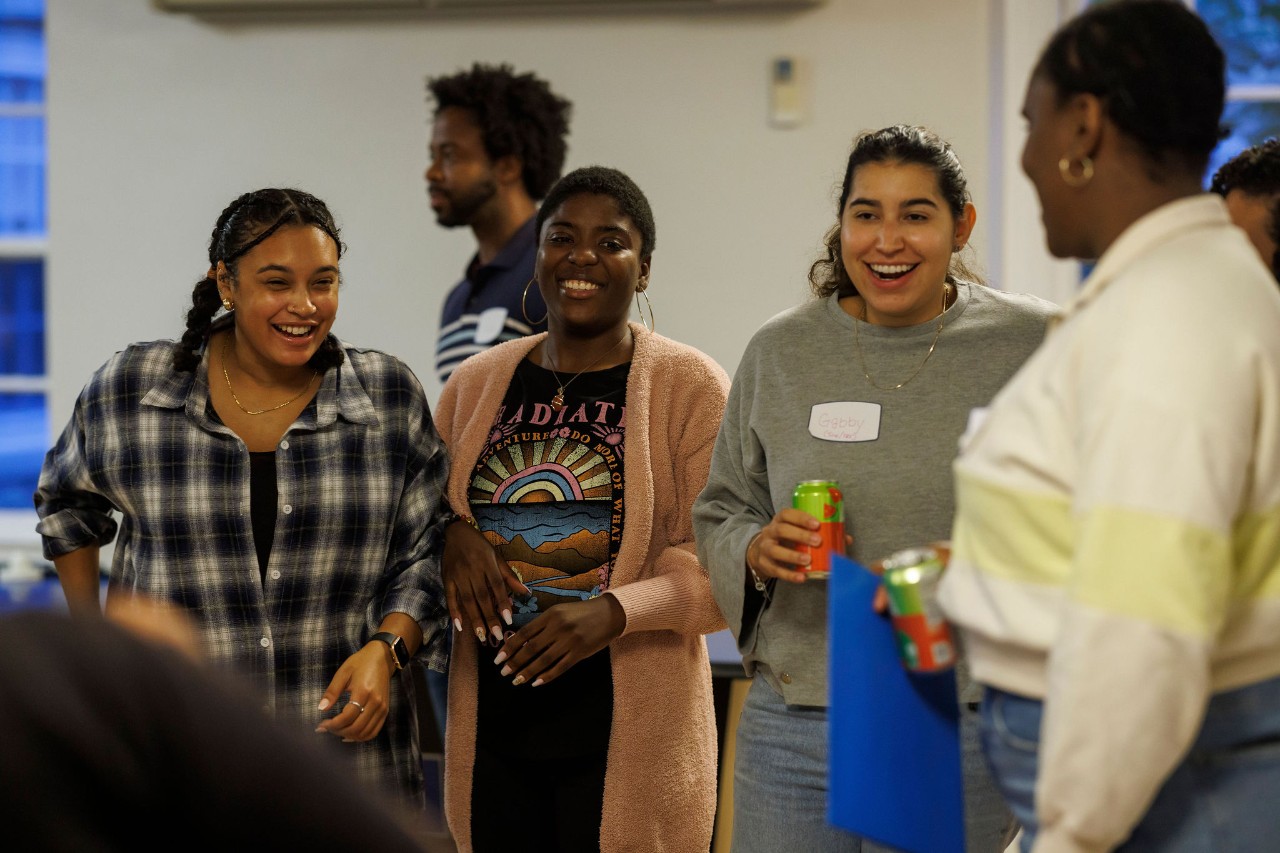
[425,106,499,228]
[839,160,974,327]
[535,192,650,341]
[216,224,339,378]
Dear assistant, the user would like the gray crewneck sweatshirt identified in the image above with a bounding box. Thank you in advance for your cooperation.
[694,284,1056,706]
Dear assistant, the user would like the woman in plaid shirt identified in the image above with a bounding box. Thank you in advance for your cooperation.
[35,188,451,807]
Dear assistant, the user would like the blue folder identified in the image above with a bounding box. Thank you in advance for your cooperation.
[827,554,965,853]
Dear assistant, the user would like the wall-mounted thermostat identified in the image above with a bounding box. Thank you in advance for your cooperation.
[769,56,806,129]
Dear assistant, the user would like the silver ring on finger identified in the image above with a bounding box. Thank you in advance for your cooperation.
[349,700,365,713]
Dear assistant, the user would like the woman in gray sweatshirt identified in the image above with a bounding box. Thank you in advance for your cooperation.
[694,125,1056,853]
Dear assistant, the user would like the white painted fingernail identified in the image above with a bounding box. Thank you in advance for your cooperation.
[532,678,544,687]
[494,651,508,666]
[500,665,512,677]
[317,698,331,711]
[502,609,513,626]
[454,618,462,633]
[491,625,504,643]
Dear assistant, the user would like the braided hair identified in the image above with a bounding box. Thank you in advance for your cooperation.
[174,188,345,373]
[1033,0,1225,182]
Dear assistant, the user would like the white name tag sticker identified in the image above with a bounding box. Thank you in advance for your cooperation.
[808,402,881,443]
[474,307,509,344]
[959,406,989,450]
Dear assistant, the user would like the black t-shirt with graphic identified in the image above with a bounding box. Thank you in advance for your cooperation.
[470,357,628,762]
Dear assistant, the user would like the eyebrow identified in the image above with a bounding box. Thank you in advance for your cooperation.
[546,220,630,235]
[255,264,340,275]
[849,197,940,208]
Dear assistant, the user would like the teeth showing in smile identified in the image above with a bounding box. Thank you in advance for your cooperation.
[868,263,917,280]
[275,324,312,337]
[561,279,601,291]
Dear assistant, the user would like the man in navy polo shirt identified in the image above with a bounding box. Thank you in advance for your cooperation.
[427,63,573,384]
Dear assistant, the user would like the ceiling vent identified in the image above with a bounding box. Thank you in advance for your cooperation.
[154,0,826,15]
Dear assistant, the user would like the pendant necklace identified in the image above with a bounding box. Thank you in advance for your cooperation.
[853,283,951,391]
[221,336,319,416]
[547,331,631,412]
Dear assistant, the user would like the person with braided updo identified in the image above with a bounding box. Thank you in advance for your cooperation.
[940,2,1280,849]
[35,188,451,807]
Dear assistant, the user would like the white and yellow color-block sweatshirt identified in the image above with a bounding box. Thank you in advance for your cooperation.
[939,195,1280,853]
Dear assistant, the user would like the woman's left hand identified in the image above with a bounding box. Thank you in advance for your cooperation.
[315,643,394,742]
[492,595,627,688]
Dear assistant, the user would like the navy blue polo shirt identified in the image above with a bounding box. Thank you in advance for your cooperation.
[435,217,547,384]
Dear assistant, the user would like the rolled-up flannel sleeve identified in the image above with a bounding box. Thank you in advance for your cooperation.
[34,396,118,560]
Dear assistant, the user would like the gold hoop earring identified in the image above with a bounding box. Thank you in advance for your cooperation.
[522,279,548,326]
[222,298,235,311]
[1058,155,1094,188]
[635,288,655,333]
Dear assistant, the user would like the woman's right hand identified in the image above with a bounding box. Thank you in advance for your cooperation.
[443,519,530,645]
[746,508,824,585]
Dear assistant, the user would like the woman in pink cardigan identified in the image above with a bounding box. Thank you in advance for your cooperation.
[435,166,729,853]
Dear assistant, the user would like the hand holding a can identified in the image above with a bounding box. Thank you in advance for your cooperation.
[871,543,956,672]
[746,508,835,584]
[869,541,951,613]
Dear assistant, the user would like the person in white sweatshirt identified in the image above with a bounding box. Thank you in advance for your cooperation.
[939,2,1280,851]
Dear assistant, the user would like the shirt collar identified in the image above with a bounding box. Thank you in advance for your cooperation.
[465,215,537,277]
[1053,194,1231,326]
[314,345,379,428]
[142,351,203,413]
[140,337,379,429]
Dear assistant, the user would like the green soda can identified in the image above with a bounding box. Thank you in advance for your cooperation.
[881,546,956,672]
[792,480,845,579]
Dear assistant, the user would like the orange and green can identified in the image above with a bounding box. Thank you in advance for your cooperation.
[881,546,956,672]
[792,480,845,579]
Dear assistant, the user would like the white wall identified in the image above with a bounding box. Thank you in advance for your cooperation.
[46,0,1064,432]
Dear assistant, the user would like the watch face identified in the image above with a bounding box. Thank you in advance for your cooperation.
[391,637,409,666]
[376,632,409,668]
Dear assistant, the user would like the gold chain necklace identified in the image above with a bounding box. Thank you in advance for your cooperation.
[221,336,319,416]
[547,331,631,412]
[853,283,950,391]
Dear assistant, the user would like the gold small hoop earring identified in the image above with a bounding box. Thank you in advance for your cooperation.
[635,288,655,333]
[1058,155,1094,188]
[522,279,548,326]
[221,298,235,311]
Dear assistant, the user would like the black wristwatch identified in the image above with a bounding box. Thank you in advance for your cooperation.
[372,631,410,671]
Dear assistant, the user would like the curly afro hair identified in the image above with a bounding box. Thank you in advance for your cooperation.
[1211,138,1280,198]
[427,63,572,200]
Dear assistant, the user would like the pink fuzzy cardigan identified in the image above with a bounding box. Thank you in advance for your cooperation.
[435,324,730,852]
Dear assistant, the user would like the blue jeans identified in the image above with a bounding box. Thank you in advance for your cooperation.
[731,675,873,853]
[981,675,1280,852]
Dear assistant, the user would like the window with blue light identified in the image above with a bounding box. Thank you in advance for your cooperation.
[1200,0,1280,181]
[0,0,47,511]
